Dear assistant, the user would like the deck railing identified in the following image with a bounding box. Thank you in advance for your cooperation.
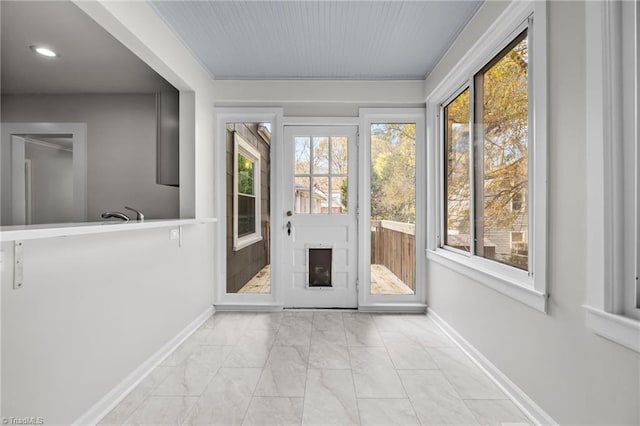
[371,220,415,292]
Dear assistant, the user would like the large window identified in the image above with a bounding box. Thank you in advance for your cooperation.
[427,2,547,313]
[234,133,262,250]
[443,30,529,271]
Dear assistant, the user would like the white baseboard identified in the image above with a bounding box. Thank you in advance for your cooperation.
[358,303,427,313]
[74,305,215,426]
[427,308,557,426]
[214,303,284,312]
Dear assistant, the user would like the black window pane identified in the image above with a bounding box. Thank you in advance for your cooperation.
[238,195,256,237]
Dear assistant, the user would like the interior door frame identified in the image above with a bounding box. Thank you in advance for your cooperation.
[214,108,283,308]
[358,108,427,310]
[1,122,87,226]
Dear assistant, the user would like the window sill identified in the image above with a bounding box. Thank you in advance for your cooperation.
[583,306,640,354]
[426,248,548,313]
[233,234,262,251]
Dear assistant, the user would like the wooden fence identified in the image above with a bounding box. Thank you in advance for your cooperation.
[371,220,415,292]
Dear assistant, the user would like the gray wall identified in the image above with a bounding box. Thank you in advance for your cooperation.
[1,94,179,221]
[226,123,270,293]
[424,2,640,424]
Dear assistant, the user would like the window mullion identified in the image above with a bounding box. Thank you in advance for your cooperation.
[473,72,485,258]
[469,78,477,256]
[328,137,333,214]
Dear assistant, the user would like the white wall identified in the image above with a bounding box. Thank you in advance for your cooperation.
[1,1,217,424]
[2,94,179,221]
[425,1,640,424]
[213,79,426,117]
[25,140,74,224]
[0,224,214,424]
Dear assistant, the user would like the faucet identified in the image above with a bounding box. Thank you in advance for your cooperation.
[125,206,145,222]
[101,212,130,222]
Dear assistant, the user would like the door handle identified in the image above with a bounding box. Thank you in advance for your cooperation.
[286,221,292,236]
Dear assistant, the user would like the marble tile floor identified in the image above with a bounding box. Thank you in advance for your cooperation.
[99,312,531,426]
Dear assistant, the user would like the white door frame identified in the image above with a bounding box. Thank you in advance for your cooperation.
[1,122,87,226]
[358,108,427,310]
[213,111,427,312]
[214,108,283,308]
[281,123,359,308]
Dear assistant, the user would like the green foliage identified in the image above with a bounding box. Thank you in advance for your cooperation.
[238,154,254,195]
[370,123,416,223]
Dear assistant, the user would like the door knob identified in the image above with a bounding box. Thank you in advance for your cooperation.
[286,211,293,217]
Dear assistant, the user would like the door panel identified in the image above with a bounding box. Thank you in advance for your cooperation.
[282,126,358,308]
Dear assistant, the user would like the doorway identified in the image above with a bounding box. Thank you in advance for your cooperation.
[1,122,87,226]
[281,125,358,308]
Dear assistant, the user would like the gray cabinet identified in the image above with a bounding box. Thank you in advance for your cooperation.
[156,89,179,187]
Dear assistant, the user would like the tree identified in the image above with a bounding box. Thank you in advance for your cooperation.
[370,123,416,223]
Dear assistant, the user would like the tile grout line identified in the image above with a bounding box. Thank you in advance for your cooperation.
[182,314,245,425]
[345,312,363,425]
[371,314,422,423]
[243,313,285,425]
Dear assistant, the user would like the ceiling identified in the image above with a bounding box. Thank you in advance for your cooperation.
[1,1,173,94]
[149,0,483,80]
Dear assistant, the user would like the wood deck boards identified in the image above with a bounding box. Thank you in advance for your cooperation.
[237,264,413,295]
[370,264,414,295]
[237,264,271,293]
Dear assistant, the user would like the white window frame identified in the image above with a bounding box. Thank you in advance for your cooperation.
[233,132,262,251]
[426,0,548,313]
[584,0,640,353]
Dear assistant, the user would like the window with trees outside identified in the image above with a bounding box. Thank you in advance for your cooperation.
[443,29,529,271]
[234,133,261,250]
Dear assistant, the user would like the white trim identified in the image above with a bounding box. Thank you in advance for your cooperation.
[584,306,640,353]
[584,0,640,351]
[75,306,215,426]
[358,303,426,313]
[426,0,548,311]
[0,218,216,242]
[282,116,360,126]
[427,249,547,313]
[358,108,426,307]
[427,309,557,426]
[233,133,262,251]
[214,304,283,312]
[214,108,283,306]
[1,123,87,226]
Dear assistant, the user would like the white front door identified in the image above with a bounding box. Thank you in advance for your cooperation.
[282,126,358,308]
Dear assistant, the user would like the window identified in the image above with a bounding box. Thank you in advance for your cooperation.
[584,0,640,353]
[427,0,547,313]
[442,30,530,271]
[511,192,524,212]
[444,89,471,252]
[234,133,262,250]
[293,135,348,214]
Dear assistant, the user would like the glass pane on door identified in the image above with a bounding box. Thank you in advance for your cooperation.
[294,135,348,216]
[370,123,416,295]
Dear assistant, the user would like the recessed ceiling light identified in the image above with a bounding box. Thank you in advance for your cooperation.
[30,45,58,58]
